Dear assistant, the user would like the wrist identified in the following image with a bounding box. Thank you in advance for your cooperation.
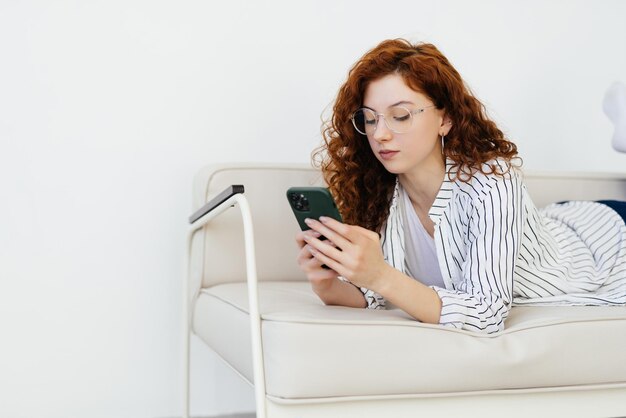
[369,263,394,295]
[311,277,338,296]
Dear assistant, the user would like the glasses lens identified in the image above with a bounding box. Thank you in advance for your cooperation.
[387,107,412,133]
[352,108,376,135]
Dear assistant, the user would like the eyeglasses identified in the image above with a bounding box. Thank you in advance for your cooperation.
[350,105,437,136]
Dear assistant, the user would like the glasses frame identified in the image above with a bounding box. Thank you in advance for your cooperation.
[350,105,437,135]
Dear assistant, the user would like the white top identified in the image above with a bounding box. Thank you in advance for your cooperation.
[360,158,626,334]
[400,185,446,288]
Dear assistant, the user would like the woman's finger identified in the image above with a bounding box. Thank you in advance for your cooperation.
[319,216,379,243]
[304,218,351,249]
[304,234,345,264]
[296,244,315,265]
[296,230,322,248]
[298,243,338,271]
[308,244,346,277]
[307,264,339,280]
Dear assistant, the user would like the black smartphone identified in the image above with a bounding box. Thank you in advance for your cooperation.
[287,187,343,270]
[286,187,343,234]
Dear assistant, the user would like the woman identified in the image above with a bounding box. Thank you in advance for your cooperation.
[296,39,626,333]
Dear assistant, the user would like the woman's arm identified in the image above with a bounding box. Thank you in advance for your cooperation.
[431,170,523,333]
[312,276,367,308]
[303,217,443,324]
[375,267,442,324]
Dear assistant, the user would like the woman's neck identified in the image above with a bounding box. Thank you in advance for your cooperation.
[398,156,446,213]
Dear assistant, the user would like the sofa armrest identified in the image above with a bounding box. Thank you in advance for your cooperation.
[188,185,245,224]
[184,190,268,418]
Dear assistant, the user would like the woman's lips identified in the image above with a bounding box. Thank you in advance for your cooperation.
[379,150,399,160]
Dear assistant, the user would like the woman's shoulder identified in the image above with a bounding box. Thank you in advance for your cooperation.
[447,158,523,196]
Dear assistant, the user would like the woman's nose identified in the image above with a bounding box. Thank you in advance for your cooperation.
[372,117,392,142]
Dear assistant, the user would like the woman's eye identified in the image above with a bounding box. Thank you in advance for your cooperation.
[365,118,377,125]
[394,115,410,122]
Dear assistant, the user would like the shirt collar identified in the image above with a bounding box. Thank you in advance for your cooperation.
[428,158,456,225]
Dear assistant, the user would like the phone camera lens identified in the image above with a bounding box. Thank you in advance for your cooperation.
[301,197,309,211]
[291,193,310,211]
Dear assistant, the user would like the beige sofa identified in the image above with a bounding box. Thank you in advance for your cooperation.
[183,163,626,418]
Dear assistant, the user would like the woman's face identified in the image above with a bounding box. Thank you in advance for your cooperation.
[362,73,449,175]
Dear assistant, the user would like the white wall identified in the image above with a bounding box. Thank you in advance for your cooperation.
[1,1,625,417]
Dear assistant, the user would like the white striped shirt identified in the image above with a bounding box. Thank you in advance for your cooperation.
[360,158,626,333]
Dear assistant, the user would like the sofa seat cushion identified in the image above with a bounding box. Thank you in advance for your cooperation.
[192,281,626,400]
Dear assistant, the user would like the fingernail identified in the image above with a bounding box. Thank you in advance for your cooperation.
[311,231,321,237]
[304,218,312,225]
[319,216,328,223]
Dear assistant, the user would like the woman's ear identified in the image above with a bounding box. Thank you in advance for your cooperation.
[439,115,453,136]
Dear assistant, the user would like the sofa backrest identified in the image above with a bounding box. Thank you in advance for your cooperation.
[192,164,323,289]
[191,163,626,290]
[523,170,626,207]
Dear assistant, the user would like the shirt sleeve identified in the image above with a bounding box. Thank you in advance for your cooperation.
[432,171,523,333]
[337,276,386,309]
[360,286,386,309]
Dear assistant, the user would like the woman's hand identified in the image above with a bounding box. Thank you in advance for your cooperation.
[302,216,390,291]
[296,229,340,293]
[296,228,368,308]
[297,217,442,319]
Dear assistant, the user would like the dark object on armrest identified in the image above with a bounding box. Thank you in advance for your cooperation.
[188,185,245,224]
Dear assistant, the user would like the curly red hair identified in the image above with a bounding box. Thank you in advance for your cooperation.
[313,39,520,232]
